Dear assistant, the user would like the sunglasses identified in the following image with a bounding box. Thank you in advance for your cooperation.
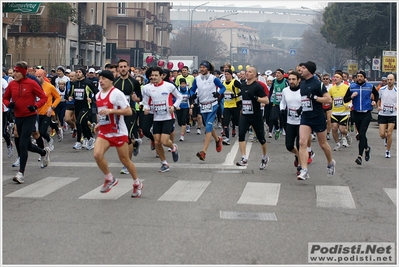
[322,78,330,80]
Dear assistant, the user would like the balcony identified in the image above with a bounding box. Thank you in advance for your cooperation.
[107,7,152,21]
[106,39,153,51]
[8,17,67,37]
[80,23,104,42]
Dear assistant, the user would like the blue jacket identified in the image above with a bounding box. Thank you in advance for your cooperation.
[350,82,378,111]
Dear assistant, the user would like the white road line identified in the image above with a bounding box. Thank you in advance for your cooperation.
[222,140,252,166]
[383,188,397,206]
[158,180,211,202]
[316,185,356,209]
[237,182,280,205]
[79,179,143,200]
[5,177,79,198]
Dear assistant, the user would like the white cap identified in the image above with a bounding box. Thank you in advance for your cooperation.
[267,76,274,81]
[65,69,71,73]
[95,70,101,74]
[265,70,272,76]
[88,68,95,73]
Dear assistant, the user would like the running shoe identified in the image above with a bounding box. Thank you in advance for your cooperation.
[12,171,24,184]
[297,168,309,180]
[296,166,302,176]
[333,143,341,151]
[365,146,371,161]
[222,138,230,145]
[12,157,20,167]
[196,151,206,161]
[384,138,387,147]
[311,133,316,141]
[86,137,96,150]
[131,180,143,198]
[294,155,298,167]
[7,141,14,158]
[72,128,77,138]
[355,157,362,165]
[171,143,179,162]
[48,137,54,151]
[197,128,201,135]
[327,159,336,177]
[385,150,391,158]
[326,133,330,140]
[159,163,170,173]
[259,156,269,170]
[150,140,155,151]
[216,136,223,152]
[232,128,236,137]
[42,147,51,168]
[347,134,352,145]
[186,125,191,133]
[63,121,68,131]
[50,129,56,137]
[133,139,142,156]
[252,136,258,142]
[236,157,248,166]
[120,166,129,174]
[282,129,286,136]
[57,127,63,142]
[138,128,144,138]
[342,137,348,147]
[100,176,118,193]
[82,138,88,148]
[179,135,184,141]
[90,122,96,134]
[268,132,273,138]
[350,124,354,132]
[307,150,315,164]
[73,142,82,150]
[274,129,280,140]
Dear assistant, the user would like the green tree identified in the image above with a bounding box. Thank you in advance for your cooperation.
[47,3,77,23]
[321,3,397,69]
[258,20,285,49]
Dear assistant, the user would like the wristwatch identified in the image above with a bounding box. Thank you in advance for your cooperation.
[51,105,55,110]
[313,95,318,100]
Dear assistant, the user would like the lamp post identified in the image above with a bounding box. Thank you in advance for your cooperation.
[189,2,209,55]
[204,12,238,60]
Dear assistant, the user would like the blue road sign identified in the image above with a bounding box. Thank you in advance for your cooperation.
[241,48,248,54]
[289,49,296,56]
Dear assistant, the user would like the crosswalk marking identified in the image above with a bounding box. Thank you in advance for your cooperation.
[383,188,396,206]
[316,185,356,209]
[222,140,252,167]
[5,177,79,198]
[79,179,142,200]
[237,182,280,205]
[158,180,211,202]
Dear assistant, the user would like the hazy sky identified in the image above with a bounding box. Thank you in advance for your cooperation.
[172,1,328,10]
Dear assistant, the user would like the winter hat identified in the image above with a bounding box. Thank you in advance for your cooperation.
[357,70,367,78]
[57,65,65,73]
[299,61,317,74]
[275,68,284,75]
[99,70,114,82]
[78,67,87,76]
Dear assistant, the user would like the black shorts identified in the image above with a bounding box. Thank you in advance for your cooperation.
[378,115,396,124]
[152,119,174,135]
[66,104,75,110]
[301,115,326,133]
[331,114,349,126]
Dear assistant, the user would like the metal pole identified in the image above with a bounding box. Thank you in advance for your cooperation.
[189,2,209,55]
[229,28,232,64]
[100,2,105,68]
[389,2,392,51]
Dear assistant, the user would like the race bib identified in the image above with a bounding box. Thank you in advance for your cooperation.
[154,100,167,115]
[276,93,282,102]
[333,96,343,107]
[74,88,84,100]
[182,95,189,103]
[200,102,212,113]
[383,103,394,114]
[242,100,254,114]
[224,92,233,100]
[288,107,300,119]
[97,106,110,125]
[301,96,313,112]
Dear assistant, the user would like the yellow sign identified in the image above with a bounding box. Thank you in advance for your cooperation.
[382,51,397,72]
[347,63,358,75]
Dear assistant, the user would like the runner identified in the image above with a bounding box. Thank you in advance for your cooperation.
[93,70,143,196]
[235,66,270,169]
[189,60,226,161]
[377,73,396,158]
[297,61,336,180]
[142,67,182,172]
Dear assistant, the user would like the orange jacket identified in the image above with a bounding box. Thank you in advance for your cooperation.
[38,81,61,116]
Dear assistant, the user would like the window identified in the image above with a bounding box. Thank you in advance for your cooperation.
[118,2,126,15]
[118,25,127,48]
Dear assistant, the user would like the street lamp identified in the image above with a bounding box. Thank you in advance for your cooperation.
[204,12,238,60]
[189,2,209,54]
[301,6,323,15]
[296,19,312,27]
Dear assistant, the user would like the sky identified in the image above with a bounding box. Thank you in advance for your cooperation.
[172,1,328,10]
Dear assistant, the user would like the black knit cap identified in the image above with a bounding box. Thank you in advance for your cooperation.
[275,68,284,75]
[79,67,87,76]
[299,61,317,74]
[357,70,367,78]
[99,70,114,82]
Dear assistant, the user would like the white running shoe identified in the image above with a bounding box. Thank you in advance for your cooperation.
[342,137,349,147]
[7,141,14,158]
[12,157,20,167]
[48,137,54,151]
[385,150,391,158]
[333,143,341,151]
[12,171,24,184]
[179,135,184,141]
[86,137,96,150]
[197,128,201,135]
[57,127,63,142]
[297,168,309,180]
[82,138,89,148]
[73,142,82,150]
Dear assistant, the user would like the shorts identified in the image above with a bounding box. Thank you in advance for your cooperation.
[301,115,326,133]
[331,114,349,126]
[98,134,129,147]
[378,115,396,124]
[66,104,75,110]
[152,119,174,135]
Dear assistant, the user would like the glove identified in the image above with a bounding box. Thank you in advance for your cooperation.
[212,91,220,98]
[8,102,15,109]
[280,109,287,118]
[28,105,38,112]
[189,94,197,102]
[307,92,317,100]
[296,106,303,116]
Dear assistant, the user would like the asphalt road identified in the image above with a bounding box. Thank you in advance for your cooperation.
[2,121,396,265]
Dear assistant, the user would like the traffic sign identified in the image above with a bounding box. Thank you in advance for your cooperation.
[241,48,248,55]
[3,3,41,13]
[289,49,296,56]
[372,58,380,71]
